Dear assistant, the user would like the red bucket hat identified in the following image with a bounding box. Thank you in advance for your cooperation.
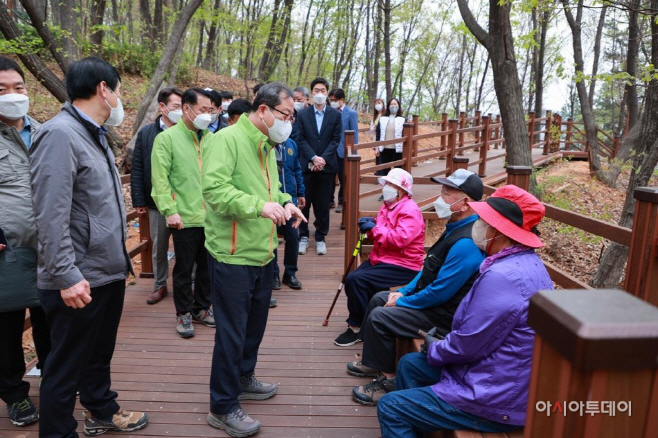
[467,185,545,248]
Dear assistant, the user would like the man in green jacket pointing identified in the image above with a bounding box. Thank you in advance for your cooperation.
[202,83,306,437]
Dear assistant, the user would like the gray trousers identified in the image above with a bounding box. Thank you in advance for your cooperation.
[149,207,171,290]
[361,291,442,374]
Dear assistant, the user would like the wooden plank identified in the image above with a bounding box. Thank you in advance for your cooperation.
[543,204,632,246]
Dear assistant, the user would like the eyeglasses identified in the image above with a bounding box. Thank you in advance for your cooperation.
[270,106,295,123]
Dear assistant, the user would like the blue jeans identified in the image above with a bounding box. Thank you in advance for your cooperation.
[378,352,520,437]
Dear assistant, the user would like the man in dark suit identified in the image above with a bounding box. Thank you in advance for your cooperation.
[295,78,342,255]
[329,88,359,213]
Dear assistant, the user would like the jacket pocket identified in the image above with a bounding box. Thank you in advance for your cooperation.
[87,214,111,256]
[0,148,18,184]
[69,209,90,261]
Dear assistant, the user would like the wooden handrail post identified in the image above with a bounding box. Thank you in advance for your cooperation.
[458,111,465,156]
[554,114,563,152]
[527,111,536,150]
[624,187,658,306]
[340,130,355,229]
[403,122,414,173]
[343,152,362,273]
[446,119,458,169]
[565,118,574,150]
[473,110,482,151]
[452,157,469,173]
[440,112,448,158]
[478,116,490,177]
[506,165,532,191]
[525,289,658,438]
[138,212,154,278]
[495,115,502,149]
[543,110,552,155]
[412,114,419,162]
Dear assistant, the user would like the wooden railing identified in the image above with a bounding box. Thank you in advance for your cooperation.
[120,174,154,278]
[342,135,658,302]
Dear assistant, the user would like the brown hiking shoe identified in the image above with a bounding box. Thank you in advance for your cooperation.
[83,409,148,436]
[146,286,167,304]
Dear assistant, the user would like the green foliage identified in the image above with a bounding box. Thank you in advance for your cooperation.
[101,41,161,76]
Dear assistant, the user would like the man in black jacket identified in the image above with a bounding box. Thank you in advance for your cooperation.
[131,87,183,304]
[295,78,342,255]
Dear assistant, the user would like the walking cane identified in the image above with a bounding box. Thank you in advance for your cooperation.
[322,233,365,326]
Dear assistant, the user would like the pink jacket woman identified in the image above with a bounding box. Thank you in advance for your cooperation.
[368,172,425,271]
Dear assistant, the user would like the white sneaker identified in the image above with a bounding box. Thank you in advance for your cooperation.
[299,237,309,255]
[316,241,327,255]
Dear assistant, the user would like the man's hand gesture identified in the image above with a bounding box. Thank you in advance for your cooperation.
[285,203,308,229]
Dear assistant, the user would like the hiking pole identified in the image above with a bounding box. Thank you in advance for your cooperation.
[322,233,365,326]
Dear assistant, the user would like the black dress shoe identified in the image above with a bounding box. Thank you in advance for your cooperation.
[282,275,302,290]
[272,276,281,290]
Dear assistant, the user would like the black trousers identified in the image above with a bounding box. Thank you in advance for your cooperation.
[209,257,273,415]
[332,154,344,205]
[300,171,335,242]
[273,218,300,279]
[0,306,50,404]
[344,260,419,327]
[171,227,211,315]
[38,280,125,438]
[361,291,451,374]
[380,149,402,174]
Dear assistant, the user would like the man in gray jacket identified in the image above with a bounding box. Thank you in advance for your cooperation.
[0,56,50,428]
[30,57,148,437]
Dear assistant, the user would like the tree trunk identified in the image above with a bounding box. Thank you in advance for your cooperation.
[534,9,548,116]
[58,0,81,63]
[89,0,107,55]
[588,5,607,109]
[382,0,392,102]
[19,0,70,73]
[51,0,61,25]
[457,0,532,168]
[132,0,204,135]
[476,54,490,111]
[196,20,205,66]
[562,0,603,177]
[203,0,222,70]
[625,0,640,131]
[590,0,658,288]
[139,0,153,48]
[258,0,282,81]
[110,0,119,23]
[153,0,163,45]
[455,33,466,115]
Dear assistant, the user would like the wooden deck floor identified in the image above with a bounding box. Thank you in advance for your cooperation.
[0,149,543,437]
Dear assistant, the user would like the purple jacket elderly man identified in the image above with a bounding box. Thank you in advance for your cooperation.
[377,185,553,437]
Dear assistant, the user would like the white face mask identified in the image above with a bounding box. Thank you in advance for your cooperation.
[382,185,399,202]
[209,112,219,124]
[433,195,465,219]
[187,106,212,130]
[0,93,29,120]
[471,219,496,252]
[389,105,399,114]
[294,101,305,112]
[165,107,182,124]
[104,89,124,126]
[330,101,340,109]
[313,93,327,105]
[221,101,231,111]
[374,103,383,112]
[264,108,293,143]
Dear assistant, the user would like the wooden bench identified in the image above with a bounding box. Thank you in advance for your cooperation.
[395,338,524,438]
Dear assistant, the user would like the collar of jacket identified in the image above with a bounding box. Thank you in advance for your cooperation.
[173,117,210,141]
[236,113,274,151]
[62,102,107,147]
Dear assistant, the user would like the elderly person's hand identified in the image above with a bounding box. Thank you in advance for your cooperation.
[358,217,376,233]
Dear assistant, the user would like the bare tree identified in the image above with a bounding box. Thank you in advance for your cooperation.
[132,0,204,135]
[561,0,604,177]
[456,0,533,167]
[590,0,658,289]
[19,0,70,73]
